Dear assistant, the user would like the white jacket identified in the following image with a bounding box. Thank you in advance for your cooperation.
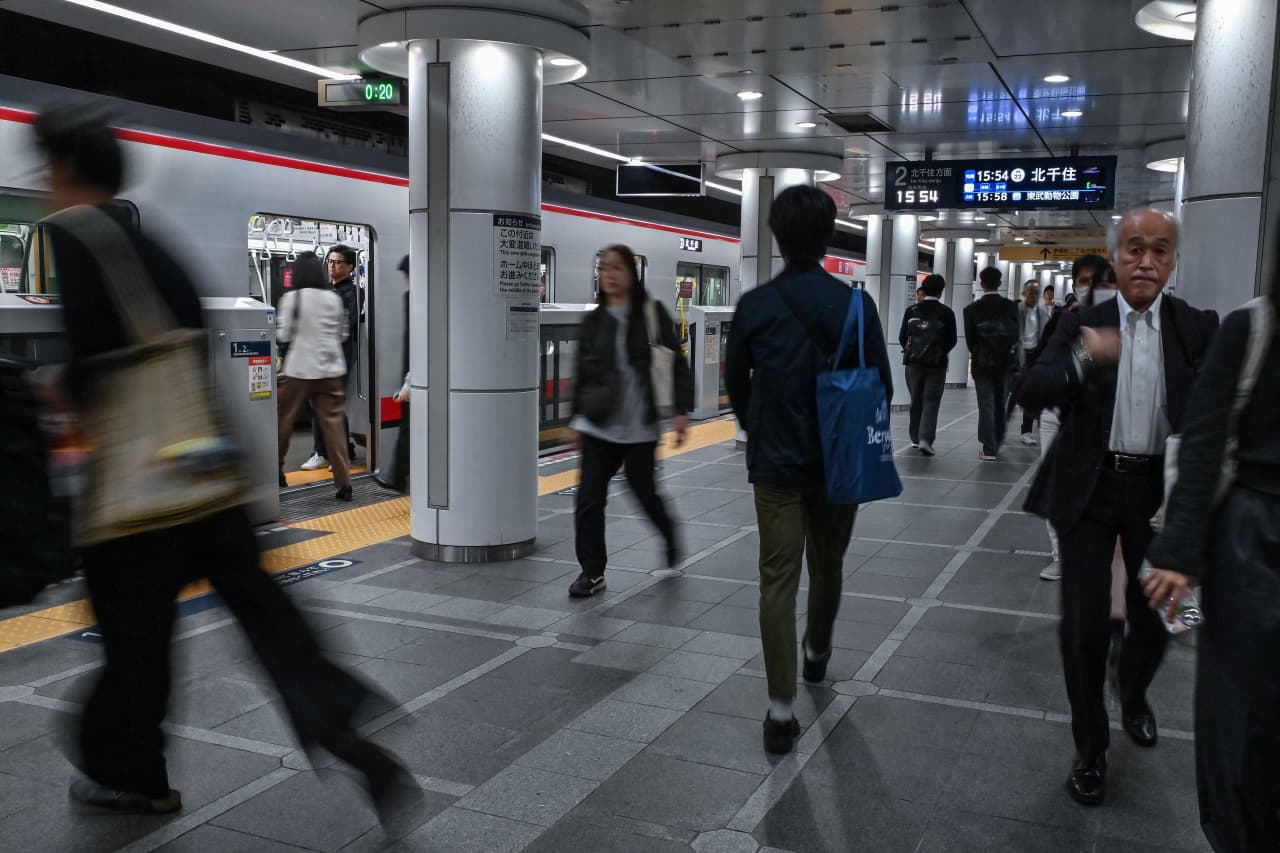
[277,288,349,380]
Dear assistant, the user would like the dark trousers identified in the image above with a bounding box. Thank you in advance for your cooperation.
[1196,487,1280,853]
[574,434,674,577]
[973,370,1009,456]
[1058,467,1168,761]
[754,482,857,700]
[905,364,947,447]
[78,507,371,797]
[390,402,410,493]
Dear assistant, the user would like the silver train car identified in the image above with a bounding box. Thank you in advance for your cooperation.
[0,79,867,489]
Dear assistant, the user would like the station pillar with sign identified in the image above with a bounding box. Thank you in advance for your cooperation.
[861,211,922,401]
[1180,0,1280,318]
[928,233,978,387]
[713,152,843,443]
[358,6,588,562]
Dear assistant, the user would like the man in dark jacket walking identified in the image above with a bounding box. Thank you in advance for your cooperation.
[964,267,1020,460]
[726,186,892,755]
[898,273,957,456]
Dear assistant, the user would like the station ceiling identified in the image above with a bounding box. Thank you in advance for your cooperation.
[2,0,1192,239]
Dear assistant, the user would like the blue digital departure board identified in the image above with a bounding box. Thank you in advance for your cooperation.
[883,156,1117,211]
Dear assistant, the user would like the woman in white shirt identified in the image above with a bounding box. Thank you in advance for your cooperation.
[276,254,353,501]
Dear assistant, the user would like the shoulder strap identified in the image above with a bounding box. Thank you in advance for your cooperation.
[772,281,834,362]
[833,289,863,367]
[1215,297,1273,503]
[43,205,175,343]
[643,298,658,345]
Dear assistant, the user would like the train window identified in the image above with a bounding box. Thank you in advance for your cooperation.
[0,233,24,292]
[247,214,370,307]
[6,197,137,295]
[674,262,730,308]
[592,250,647,300]
[541,246,555,303]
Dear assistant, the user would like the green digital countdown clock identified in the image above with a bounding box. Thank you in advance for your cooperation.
[318,78,403,109]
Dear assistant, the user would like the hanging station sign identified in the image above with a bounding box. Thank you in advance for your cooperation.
[884,156,1117,211]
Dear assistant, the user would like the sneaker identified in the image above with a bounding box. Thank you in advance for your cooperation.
[300,452,328,471]
[1021,433,1039,446]
[762,715,801,755]
[919,441,935,457]
[69,778,182,814]
[979,451,998,461]
[568,574,606,598]
[1039,561,1062,581]
[910,441,920,449]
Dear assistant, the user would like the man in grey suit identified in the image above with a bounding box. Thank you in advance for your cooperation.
[1014,281,1051,445]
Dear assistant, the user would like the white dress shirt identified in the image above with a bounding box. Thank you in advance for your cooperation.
[276,288,349,380]
[1109,290,1169,454]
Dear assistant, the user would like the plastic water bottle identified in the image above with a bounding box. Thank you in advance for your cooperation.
[1138,562,1204,635]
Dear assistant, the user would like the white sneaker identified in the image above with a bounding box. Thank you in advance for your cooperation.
[1021,434,1039,446]
[300,452,328,471]
[1039,561,1062,581]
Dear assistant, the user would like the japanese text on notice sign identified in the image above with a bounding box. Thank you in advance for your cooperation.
[494,213,542,298]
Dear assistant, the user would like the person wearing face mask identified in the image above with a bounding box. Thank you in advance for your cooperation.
[1017,209,1218,807]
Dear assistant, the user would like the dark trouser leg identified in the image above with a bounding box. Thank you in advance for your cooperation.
[574,435,625,577]
[1113,469,1167,713]
[311,399,326,457]
[755,483,807,701]
[313,377,351,489]
[391,402,410,493]
[197,508,370,748]
[1196,489,1280,853]
[621,441,674,547]
[801,488,857,657]
[79,531,184,798]
[918,367,946,447]
[992,370,1010,448]
[905,365,926,445]
[974,372,996,455]
[277,376,309,471]
[1058,510,1122,761]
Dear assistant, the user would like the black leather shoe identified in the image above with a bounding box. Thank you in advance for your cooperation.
[70,778,182,814]
[335,486,354,502]
[762,715,800,755]
[802,647,831,683]
[1122,705,1158,747]
[1066,754,1106,806]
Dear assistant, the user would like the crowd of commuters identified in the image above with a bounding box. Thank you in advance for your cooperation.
[12,102,1277,852]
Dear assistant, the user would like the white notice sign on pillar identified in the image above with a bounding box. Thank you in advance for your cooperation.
[494,213,542,339]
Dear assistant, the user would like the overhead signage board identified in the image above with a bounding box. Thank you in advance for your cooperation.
[616,163,705,197]
[884,156,1117,211]
[1000,245,1108,262]
[318,77,403,109]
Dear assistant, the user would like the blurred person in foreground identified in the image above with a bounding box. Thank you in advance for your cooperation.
[1018,208,1217,806]
[36,105,415,817]
[276,253,353,501]
[565,244,693,598]
[726,186,892,755]
[1143,286,1280,852]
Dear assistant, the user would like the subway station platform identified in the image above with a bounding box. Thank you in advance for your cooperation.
[0,403,1208,852]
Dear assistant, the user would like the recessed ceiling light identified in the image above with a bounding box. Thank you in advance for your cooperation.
[794,120,818,129]
[975,238,988,243]
[737,90,764,101]
[1043,74,1070,83]
[1145,156,1181,173]
[1061,109,1084,118]
[549,57,579,67]
[380,41,400,48]
[974,215,986,221]
[1111,214,1123,220]
[1135,0,1197,40]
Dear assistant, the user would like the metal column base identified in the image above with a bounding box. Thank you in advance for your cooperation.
[411,537,536,563]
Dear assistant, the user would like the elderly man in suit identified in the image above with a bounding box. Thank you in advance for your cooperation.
[1017,208,1218,806]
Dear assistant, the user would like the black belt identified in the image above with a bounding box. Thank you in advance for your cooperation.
[1102,452,1163,475]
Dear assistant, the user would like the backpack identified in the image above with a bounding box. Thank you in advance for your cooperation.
[973,308,1018,370]
[903,314,943,364]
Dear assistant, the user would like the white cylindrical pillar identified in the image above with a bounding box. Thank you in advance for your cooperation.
[1180,0,1279,316]
[949,237,975,386]
[361,7,589,562]
[865,214,920,398]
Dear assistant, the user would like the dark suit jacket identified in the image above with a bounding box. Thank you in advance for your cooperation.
[1016,293,1219,532]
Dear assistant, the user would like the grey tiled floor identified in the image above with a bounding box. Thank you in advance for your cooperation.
[0,398,1211,851]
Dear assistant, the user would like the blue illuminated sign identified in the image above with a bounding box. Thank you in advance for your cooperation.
[884,156,1117,211]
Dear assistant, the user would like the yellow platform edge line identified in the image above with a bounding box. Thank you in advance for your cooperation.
[0,418,738,652]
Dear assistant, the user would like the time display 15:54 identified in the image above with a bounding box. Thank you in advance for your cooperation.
[895,189,940,205]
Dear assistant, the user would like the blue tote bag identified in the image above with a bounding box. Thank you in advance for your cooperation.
[817,291,902,505]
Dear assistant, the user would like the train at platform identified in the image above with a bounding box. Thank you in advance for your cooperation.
[0,91,870,486]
